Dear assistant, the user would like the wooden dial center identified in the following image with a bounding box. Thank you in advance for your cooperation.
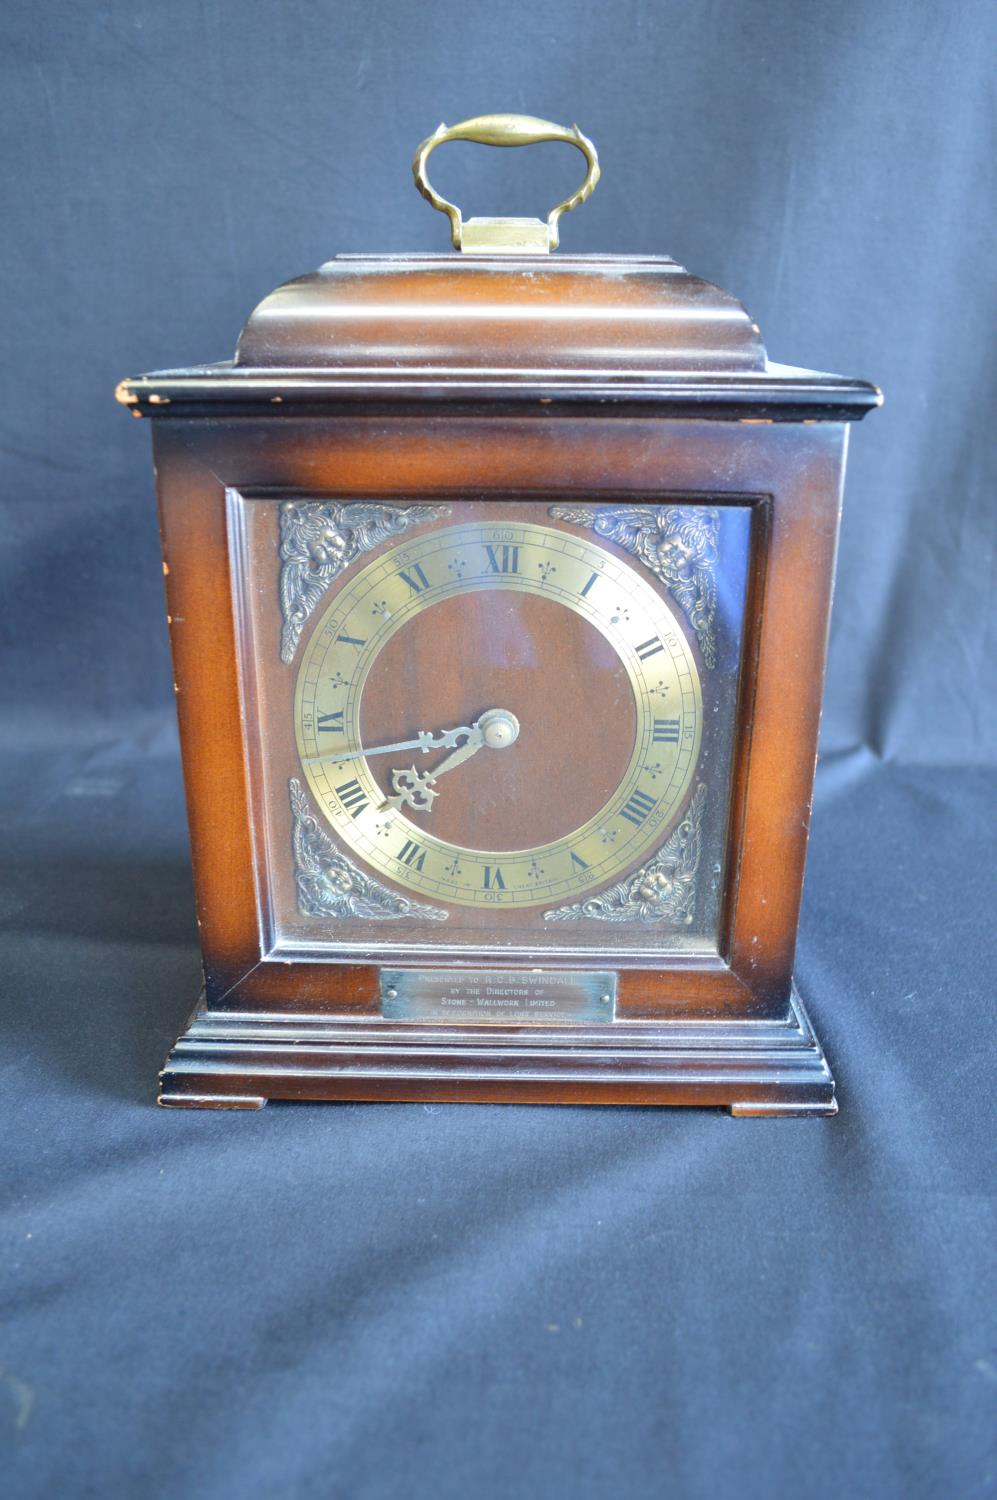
[358,589,638,852]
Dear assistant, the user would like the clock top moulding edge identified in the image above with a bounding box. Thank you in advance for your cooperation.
[117,254,881,421]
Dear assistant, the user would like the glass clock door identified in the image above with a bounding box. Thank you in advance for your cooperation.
[231,497,753,963]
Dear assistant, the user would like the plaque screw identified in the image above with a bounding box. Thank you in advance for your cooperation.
[600,993,611,1004]
[386,987,398,1000]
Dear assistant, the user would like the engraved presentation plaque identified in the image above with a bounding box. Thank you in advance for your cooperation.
[382,970,618,1024]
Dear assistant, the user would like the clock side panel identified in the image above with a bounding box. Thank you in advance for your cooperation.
[149,414,848,1022]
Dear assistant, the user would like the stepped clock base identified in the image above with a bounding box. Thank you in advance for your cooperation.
[158,987,836,1116]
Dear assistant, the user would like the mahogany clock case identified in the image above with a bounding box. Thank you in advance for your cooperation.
[122,252,879,1111]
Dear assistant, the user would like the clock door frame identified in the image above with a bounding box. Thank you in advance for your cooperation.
[149,407,847,1112]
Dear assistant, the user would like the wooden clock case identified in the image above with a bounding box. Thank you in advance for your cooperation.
[119,248,879,1114]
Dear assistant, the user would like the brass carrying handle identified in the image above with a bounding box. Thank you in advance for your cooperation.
[412,113,600,252]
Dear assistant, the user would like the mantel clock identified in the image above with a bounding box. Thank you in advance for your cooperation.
[118,115,880,1113]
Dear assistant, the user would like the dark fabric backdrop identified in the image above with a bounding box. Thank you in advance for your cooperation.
[1,2,994,1497]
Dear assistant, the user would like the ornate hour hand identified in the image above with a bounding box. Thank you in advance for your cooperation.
[379,709,520,813]
[382,767,441,814]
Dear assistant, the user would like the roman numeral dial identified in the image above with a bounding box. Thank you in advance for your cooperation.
[294,518,703,911]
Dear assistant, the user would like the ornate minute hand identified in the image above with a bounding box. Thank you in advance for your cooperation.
[303,723,476,765]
